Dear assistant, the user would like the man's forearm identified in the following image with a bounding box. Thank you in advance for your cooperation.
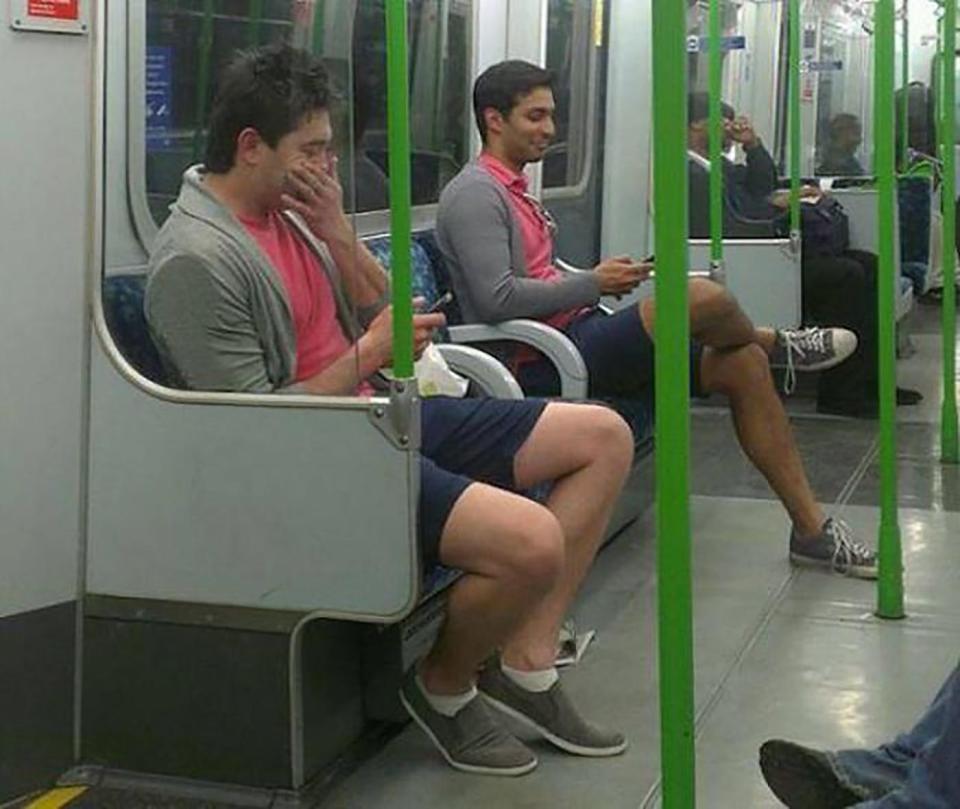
[297,341,380,395]
[324,226,388,309]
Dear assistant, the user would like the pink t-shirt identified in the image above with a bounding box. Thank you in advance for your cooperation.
[477,153,581,330]
[239,211,371,393]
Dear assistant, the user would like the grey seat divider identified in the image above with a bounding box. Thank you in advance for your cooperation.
[86,335,421,622]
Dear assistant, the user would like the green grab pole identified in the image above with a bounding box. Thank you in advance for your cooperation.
[788,0,801,246]
[191,0,215,162]
[247,0,263,46]
[941,0,959,463]
[901,11,910,171]
[653,1,695,807]
[385,0,415,379]
[875,0,906,620]
[313,0,326,55]
[709,0,724,266]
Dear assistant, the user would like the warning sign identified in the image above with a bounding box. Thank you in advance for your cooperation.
[27,0,79,19]
[10,0,88,33]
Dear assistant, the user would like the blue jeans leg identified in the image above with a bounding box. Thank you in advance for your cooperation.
[848,659,960,808]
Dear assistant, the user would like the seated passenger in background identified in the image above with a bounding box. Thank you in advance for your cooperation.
[146,44,635,777]
[817,113,867,178]
[437,60,875,579]
[759,658,960,807]
[686,93,921,419]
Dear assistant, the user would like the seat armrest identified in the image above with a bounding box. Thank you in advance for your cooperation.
[434,344,524,399]
[448,320,589,398]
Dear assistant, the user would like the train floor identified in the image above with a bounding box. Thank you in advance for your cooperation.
[14,303,960,809]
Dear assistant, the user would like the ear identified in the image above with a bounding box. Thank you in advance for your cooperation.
[484,107,505,138]
[235,127,265,167]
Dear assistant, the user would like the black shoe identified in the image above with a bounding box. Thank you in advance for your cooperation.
[896,387,923,406]
[759,740,864,808]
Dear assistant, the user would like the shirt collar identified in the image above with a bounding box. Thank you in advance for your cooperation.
[478,152,529,194]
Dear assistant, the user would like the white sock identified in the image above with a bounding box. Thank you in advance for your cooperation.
[417,674,477,717]
[501,662,559,693]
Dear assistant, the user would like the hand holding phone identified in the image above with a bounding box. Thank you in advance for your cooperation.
[423,291,454,313]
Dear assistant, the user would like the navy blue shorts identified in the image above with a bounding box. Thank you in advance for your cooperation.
[517,306,705,399]
[419,396,548,564]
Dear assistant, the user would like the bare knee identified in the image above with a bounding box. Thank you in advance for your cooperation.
[688,279,738,331]
[582,405,635,475]
[706,343,771,395]
[501,507,565,594]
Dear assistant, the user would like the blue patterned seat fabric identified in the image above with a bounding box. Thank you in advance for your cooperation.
[102,274,169,385]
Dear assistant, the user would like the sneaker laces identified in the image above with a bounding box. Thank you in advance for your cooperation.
[825,519,875,575]
[777,328,827,395]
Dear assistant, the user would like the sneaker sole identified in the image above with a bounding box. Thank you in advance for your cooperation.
[482,693,628,757]
[398,688,539,777]
[789,552,878,580]
[759,741,862,809]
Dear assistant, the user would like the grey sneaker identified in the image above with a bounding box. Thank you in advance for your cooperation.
[398,668,538,776]
[759,740,866,808]
[771,327,858,394]
[478,664,628,757]
[790,517,877,579]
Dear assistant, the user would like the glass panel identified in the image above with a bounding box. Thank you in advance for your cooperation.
[116,1,382,396]
[543,0,595,190]
[807,2,875,177]
[143,0,473,226]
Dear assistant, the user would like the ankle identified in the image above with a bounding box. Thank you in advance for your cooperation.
[419,657,475,697]
[793,517,827,543]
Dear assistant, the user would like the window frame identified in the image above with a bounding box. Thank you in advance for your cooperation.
[542,0,602,202]
[126,0,476,252]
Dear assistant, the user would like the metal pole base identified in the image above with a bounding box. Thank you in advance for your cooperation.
[940,399,959,464]
[876,521,905,620]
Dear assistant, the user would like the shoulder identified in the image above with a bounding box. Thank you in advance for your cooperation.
[438,163,510,228]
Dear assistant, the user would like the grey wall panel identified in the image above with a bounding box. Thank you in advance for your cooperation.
[0,18,89,617]
[86,345,419,618]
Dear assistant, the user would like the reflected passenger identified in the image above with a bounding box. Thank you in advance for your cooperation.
[437,60,876,579]
[145,44,635,777]
[818,113,867,177]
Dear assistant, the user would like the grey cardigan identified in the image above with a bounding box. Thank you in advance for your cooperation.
[145,166,384,393]
[435,161,600,324]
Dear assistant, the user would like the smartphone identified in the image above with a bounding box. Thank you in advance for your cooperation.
[424,291,454,313]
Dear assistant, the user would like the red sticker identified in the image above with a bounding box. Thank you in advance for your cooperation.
[27,0,79,20]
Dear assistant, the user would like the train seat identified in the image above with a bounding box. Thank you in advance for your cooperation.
[100,270,470,604]
[364,230,656,452]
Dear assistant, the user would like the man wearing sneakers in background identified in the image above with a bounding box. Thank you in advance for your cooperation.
[437,59,877,579]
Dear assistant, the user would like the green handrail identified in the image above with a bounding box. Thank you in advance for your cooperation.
[191,0,215,162]
[653,0,695,806]
[941,0,959,462]
[788,0,801,244]
[901,11,910,171]
[385,0,414,379]
[247,0,263,46]
[875,0,905,620]
[709,0,724,266]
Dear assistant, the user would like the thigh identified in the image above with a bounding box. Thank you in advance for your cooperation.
[421,396,548,490]
[566,307,656,398]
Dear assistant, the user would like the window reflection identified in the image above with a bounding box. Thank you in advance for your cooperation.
[142,0,473,227]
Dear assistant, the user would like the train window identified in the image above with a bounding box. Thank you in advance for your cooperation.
[138,0,473,234]
[543,0,597,192]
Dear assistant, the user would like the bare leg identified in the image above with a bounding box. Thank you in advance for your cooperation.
[640,279,777,353]
[420,485,565,695]
[501,404,634,671]
[700,344,825,538]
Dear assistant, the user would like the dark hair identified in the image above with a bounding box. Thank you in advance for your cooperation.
[687,92,734,127]
[828,113,862,138]
[472,60,554,142]
[204,44,331,173]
